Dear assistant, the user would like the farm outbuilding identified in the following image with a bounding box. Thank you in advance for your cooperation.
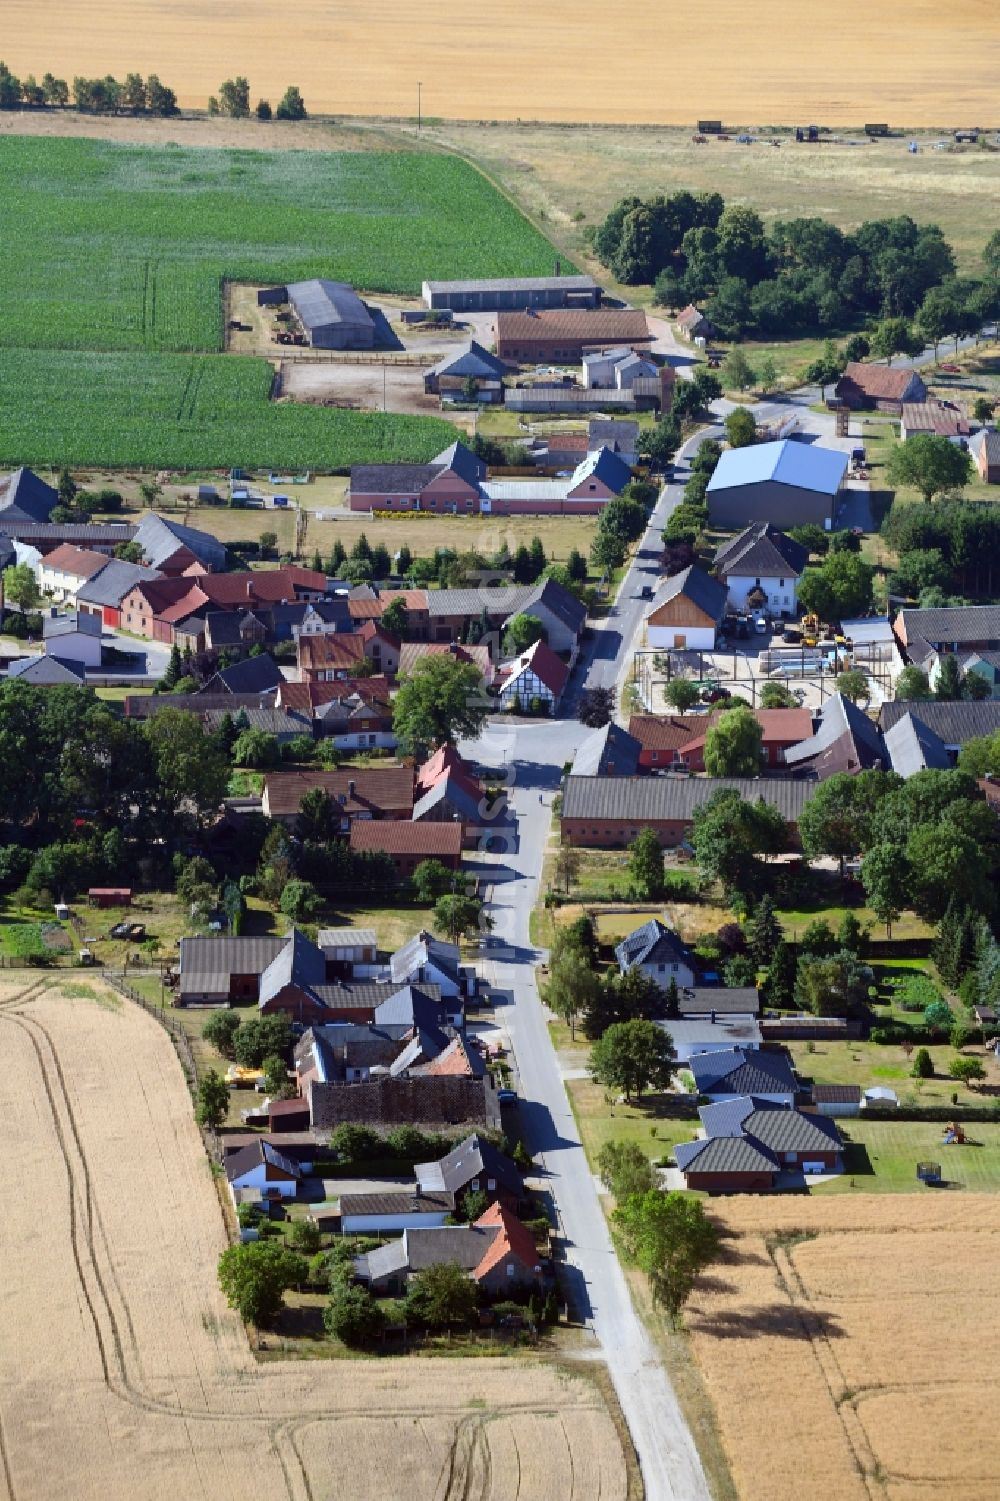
[265,280,376,349]
[421,275,600,312]
[88,887,131,907]
[707,439,848,530]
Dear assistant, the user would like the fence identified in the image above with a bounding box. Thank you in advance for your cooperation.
[105,970,222,1164]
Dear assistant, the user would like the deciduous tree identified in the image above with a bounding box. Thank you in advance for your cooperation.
[887,433,972,503]
[589,1020,675,1102]
[218,1241,306,1326]
[703,703,763,776]
[613,1190,719,1328]
[628,827,664,899]
[196,1068,230,1130]
[392,656,488,759]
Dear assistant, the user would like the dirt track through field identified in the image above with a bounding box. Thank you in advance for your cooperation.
[0,979,627,1501]
[2,0,998,124]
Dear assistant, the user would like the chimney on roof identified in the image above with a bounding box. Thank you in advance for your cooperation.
[246,580,253,598]
[348,779,356,798]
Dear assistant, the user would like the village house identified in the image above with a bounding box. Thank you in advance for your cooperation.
[661,1016,763,1063]
[626,714,701,771]
[581,345,658,390]
[35,544,109,605]
[713,523,808,617]
[497,637,569,712]
[276,678,396,749]
[337,1191,454,1236]
[261,767,415,827]
[970,428,1000,485]
[834,361,928,413]
[688,1049,799,1107]
[674,1097,842,1192]
[389,930,475,1003]
[707,440,848,531]
[894,602,1000,658]
[225,1140,308,1204]
[296,632,370,682]
[878,699,1000,754]
[416,1133,524,1213]
[0,466,59,524]
[75,560,164,629]
[646,565,727,651]
[354,1202,543,1297]
[615,918,695,989]
[559,774,812,848]
[38,609,104,667]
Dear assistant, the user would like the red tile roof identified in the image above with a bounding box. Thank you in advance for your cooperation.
[682,706,815,754]
[628,714,702,752]
[473,1203,539,1280]
[41,544,109,580]
[276,677,392,715]
[297,634,368,674]
[349,820,462,857]
[506,638,569,697]
[497,308,651,346]
[263,767,414,818]
[839,361,918,401]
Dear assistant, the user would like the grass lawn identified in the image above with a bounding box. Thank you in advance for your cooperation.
[814,1118,1000,1193]
[775,902,933,943]
[565,1076,697,1169]
[788,1033,999,1110]
[94,684,154,702]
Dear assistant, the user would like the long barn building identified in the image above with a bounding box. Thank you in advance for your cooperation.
[422,275,601,312]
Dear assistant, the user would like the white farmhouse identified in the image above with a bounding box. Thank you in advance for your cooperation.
[713,523,809,618]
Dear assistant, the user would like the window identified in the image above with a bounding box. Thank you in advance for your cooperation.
[778,578,785,586]
[471,1178,480,1190]
[506,1264,515,1278]
[487,1178,496,1190]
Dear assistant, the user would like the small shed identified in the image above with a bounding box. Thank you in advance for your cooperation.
[88,887,132,908]
[863,1085,899,1110]
[811,1083,862,1119]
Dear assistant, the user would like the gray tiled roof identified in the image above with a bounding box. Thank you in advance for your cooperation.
[676,987,760,1017]
[427,340,507,381]
[133,512,227,570]
[674,1135,777,1174]
[970,428,1000,465]
[424,585,532,619]
[741,1106,841,1153]
[714,523,808,580]
[209,654,284,695]
[431,441,488,487]
[698,1096,761,1137]
[516,575,588,634]
[662,1017,763,1048]
[390,931,461,986]
[690,1047,797,1096]
[76,560,163,607]
[7,655,86,684]
[415,1133,523,1198]
[615,918,689,973]
[562,774,813,824]
[202,707,308,737]
[897,603,1000,646]
[783,693,886,770]
[0,466,58,523]
[650,565,727,624]
[372,984,447,1030]
[2,520,135,544]
[339,1190,453,1218]
[884,713,950,778]
[350,463,441,494]
[573,723,641,778]
[811,1084,862,1104]
[258,929,326,1007]
[878,699,1000,745]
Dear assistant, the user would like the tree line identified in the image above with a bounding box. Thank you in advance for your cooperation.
[0,62,178,115]
[208,77,306,121]
[592,188,1000,342]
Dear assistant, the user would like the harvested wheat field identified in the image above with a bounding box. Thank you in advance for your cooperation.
[686,1195,1000,1501]
[2,0,998,124]
[0,978,627,1501]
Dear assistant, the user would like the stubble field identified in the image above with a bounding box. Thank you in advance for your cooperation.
[1,0,997,123]
[0,977,628,1501]
[686,1195,1000,1501]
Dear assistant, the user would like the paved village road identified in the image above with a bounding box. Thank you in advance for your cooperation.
[465,715,712,1501]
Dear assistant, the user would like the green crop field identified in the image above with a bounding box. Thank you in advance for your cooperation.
[0,349,456,470]
[0,136,560,469]
[1,137,558,353]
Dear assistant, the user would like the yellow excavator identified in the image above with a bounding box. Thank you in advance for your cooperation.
[800,612,821,647]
